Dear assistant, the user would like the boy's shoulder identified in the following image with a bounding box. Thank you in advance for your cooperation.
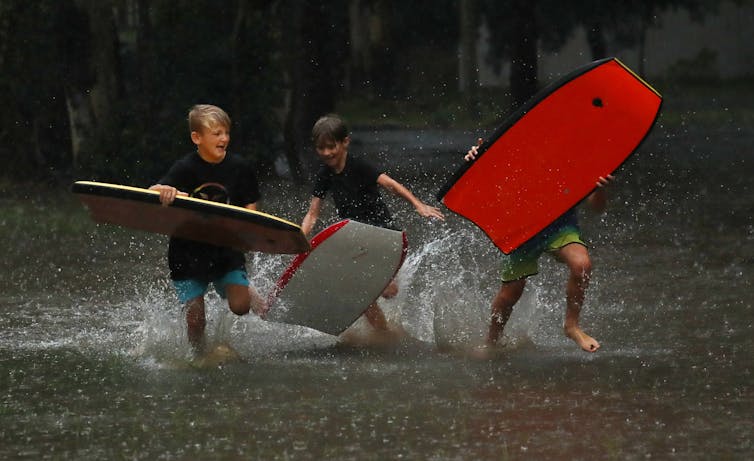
[346,152,367,164]
[350,155,385,178]
[171,151,200,166]
[344,154,378,171]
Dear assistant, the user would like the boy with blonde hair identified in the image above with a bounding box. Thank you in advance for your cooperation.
[150,104,266,352]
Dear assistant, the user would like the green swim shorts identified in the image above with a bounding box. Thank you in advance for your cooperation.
[500,225,586,282]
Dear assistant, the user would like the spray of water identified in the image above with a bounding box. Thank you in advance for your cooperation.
[379,225,545,351]
[87,221,555,365]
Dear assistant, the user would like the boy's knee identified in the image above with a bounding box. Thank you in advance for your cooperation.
[229,301,250,316]
[225,284,252,315]
[570,256,592,280]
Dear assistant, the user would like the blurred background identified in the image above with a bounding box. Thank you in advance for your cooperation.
[1,0,751,187]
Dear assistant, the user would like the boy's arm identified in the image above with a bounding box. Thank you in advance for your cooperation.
[301,196,323,236]
[377,174,444,220]
[149,184,187,206]
[586,175,614,213]
[244,202,258,211]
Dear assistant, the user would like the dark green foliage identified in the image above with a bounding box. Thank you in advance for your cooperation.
[0,0,738,185]
[0,0,282,184]
[0,0,86,181]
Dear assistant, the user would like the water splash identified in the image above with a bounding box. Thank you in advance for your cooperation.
[44,216,637,365]
[380,226,545,350]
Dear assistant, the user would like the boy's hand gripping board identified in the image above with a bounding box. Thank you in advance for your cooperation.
[72,181,310,254]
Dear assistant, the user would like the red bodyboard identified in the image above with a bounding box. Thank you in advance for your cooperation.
[437,58,662,254]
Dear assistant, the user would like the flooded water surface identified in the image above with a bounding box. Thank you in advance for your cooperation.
[1,91,752,459]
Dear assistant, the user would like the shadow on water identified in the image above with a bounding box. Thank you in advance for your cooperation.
[1,85,752,459]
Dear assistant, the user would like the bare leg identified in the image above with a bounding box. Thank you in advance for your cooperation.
[339,302,396,347]
[344,301,409,347]
[225,284,268,317]
[557,244,600,352]
[486,279,526,346]
[225,284,251,316]
[185,296,206,352]
[381,279,398,299]
[364,302,389,331]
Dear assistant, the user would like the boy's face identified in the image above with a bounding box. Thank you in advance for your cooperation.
[192,124,230,163]
[315,136,349,170]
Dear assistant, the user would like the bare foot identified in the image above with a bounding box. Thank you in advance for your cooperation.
[193,343,242,368]
[467,344,495,360]
[339,328,398,348]
[565,326,600,352]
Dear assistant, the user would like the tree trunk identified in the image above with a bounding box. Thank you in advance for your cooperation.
[134,0,157,115]
[509,0,539,109]
[281,0,346,183]
[370,1,393,95]
[229,0,246,137]
[459,0,480,118]
[638,23,647,77]
[65,0,121,169]
[347,0,370,93]
[586,22,608,60]
[281,1,308,183]
[82,0,121,124]
[65,89,94,169]
[58,0,96,170]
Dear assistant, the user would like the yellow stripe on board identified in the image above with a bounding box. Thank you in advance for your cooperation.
[613,58,662,98]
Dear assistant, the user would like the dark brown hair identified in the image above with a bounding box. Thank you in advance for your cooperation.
[311,114,349,145]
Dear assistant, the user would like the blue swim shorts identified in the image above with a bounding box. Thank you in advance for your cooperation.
[500,226,586,282]
[172,269,249,304]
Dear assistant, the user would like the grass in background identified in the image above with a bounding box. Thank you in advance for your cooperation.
[337,78,754,131]
[337,87,515,130]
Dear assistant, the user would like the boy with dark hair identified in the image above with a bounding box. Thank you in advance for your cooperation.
[301,114,444,336]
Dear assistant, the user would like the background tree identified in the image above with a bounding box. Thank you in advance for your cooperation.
[589,0,724,76]
[278,0,349,183]
[480,0,543,108]
[459,0,481,118]
[0,0,740,187]
[0,0,91,181]
[480,0,726,111]
[559,0,726,74]
[344,0,458,100]
[77,0,281,184]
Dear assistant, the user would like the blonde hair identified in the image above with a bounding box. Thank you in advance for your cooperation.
[188,104,231,133]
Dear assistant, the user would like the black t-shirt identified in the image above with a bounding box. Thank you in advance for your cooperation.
[312,155,393,228]
[158,152,261,281]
